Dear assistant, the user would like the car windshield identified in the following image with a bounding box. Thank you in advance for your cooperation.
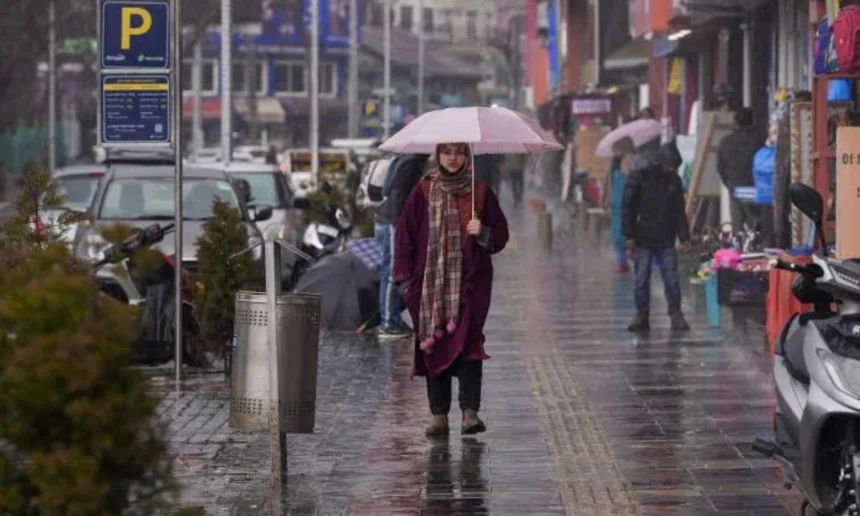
[232,173,285,208]
[98,177,241,220]
[48,174,101,212]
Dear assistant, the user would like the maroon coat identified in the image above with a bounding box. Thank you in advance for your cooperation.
[393,177,509,377]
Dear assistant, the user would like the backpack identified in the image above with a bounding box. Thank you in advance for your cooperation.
[833,5,860,71]
[363,156,397,203]
[815,17,839,74]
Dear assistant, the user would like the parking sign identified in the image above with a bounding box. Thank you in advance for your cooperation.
[100,0,170,69]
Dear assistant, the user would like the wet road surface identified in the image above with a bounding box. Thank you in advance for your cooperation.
[161,195,801,515]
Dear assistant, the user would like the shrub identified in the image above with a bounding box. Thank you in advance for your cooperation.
[0,171,176,515]
[193,200,254,373]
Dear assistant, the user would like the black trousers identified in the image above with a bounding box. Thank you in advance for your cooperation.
[425,357,483,415]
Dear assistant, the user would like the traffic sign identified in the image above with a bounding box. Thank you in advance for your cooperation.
[101,74,171,145]
[100,0,170,69]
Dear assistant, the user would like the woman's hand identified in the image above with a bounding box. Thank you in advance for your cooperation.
[467,219,482,236]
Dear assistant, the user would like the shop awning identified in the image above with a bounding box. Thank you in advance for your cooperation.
[605,36,650,70]
[675,0,769,16]
[234,97,286,125]
[182,98,221,121]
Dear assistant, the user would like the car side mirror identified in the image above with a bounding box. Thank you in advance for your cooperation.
[250,205,273,222]
[293,198,311,210]
[232,178,252,204]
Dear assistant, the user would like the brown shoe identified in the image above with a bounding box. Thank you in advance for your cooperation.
[425,414,449,437]
[462,409,487,435]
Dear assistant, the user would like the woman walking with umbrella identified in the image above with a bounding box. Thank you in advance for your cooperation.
[380,106,561,436]
[393,143,509,436]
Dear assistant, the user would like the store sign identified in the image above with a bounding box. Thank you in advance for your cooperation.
[836,127,860,259]
[571,98,611,115]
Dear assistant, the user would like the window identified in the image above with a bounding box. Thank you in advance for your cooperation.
[49,174,102,212]
[467,11,478,42]
[368,1,383,26]
[274,61,306,94]
[400,5,413,30]
[319,62,336,96]
[440,9,452,35]
[422,7,433,33]
[98,178,241,221]
[181,59,217,96]
[232,62,267,94]
[232,172,287,209]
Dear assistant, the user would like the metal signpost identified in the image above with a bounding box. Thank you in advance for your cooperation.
[98,0,183,389]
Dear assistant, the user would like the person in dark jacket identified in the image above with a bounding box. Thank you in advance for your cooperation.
[716,108,762,229]
[473,154,502,194]
[375,153,429,339]
[622,142,691,332]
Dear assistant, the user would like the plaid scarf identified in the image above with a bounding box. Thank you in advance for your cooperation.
[418,168,471,353]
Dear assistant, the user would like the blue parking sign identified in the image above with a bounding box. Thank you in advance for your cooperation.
[101,0,170,69]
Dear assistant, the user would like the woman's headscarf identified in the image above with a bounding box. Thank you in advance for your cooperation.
[418,144,472,354]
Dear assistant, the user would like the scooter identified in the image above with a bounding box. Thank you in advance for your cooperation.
[288,183,353,287]
[753,182,860,516]
[93,223,203,366]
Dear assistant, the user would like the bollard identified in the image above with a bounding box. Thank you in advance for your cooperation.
[264,241,288,485]
[537,209,553,251]
[705,275,721,328]
[586,208,605,248]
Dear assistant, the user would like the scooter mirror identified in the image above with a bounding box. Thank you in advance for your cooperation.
[789,182,823,226]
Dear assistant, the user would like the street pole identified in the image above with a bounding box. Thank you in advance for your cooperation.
[311,0,320,184]
[192,40,203,154]
[221,0,232,163]
[742,20,752,107]
[383,0,391,139]
[347,0,359,137]
[49,0,57,173]
[417,0,424,115]
[173,0,185,391]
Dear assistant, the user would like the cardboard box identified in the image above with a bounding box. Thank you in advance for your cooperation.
[835,127,860,259]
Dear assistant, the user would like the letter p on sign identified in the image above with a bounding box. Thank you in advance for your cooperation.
[121,7,152,50]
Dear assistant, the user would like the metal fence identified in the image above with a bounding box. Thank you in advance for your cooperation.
[0,126,66,201]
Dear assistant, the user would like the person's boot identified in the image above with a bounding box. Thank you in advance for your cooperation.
[670,312,690,332]
[628,314,650,332]
[462,409,487,435]
[425,414,449,437]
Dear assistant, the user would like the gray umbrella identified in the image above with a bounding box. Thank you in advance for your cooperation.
[293,251,380,331]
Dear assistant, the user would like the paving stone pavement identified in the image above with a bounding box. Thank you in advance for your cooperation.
[154,194,803,515]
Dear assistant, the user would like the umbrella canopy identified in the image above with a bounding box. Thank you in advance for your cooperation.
[595,119,663,158]
[293,252,379,331]
[378,106,563,155]
[346,237,384,272]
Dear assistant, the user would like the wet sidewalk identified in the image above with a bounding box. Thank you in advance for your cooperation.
[163,196,800,515]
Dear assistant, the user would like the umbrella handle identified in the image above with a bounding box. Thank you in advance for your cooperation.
[470,143,476,219]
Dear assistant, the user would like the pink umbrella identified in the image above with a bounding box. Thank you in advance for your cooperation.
[595,118,663,158]
[379,106,563,215]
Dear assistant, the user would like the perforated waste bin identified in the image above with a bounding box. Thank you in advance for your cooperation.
[230,291,321,433]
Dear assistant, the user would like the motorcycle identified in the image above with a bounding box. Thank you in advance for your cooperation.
[92,223,203,366]
[753,183,860,516]
[288,183,353,287]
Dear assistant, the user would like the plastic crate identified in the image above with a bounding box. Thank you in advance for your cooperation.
[717,268,769,306]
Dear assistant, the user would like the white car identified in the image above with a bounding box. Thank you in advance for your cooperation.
[37,164,106,248]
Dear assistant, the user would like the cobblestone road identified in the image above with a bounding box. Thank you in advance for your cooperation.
[157,194,801,515]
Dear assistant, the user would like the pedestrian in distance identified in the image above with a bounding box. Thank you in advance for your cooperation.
[622,141,692,333]
[375,153,429,340]
[393,143,509,437]
[505,153,526,206]
[716,107,762,230]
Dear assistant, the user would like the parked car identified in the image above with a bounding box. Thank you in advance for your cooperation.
[200,162,309,287]
[73,150,270,300]
[36,164,106,247]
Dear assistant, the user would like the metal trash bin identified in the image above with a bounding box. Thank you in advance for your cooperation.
[230,291,321,433]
